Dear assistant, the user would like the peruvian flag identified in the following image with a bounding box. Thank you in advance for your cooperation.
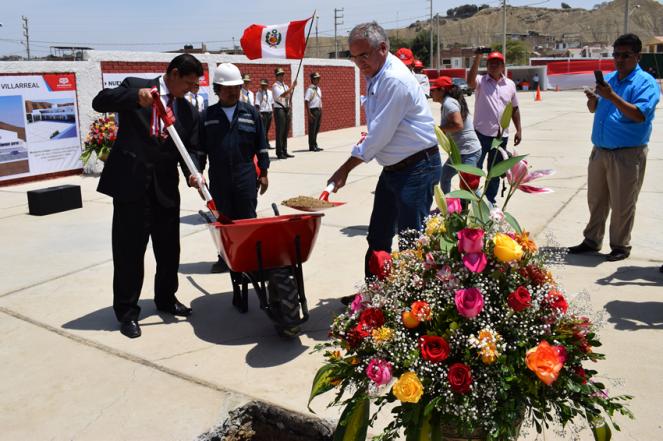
[240,18,310,60]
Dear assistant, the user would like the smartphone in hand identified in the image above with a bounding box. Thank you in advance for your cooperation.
[594,70,606,86]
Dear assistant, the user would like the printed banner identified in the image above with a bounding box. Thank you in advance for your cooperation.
[101,71,210,110]
[0,73,82,182]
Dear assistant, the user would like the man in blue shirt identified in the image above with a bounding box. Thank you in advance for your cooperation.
[327,21,441,281]
[568,34,660,261]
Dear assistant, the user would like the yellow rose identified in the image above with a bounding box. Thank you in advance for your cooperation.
[392,371,424,403]
[493,233,524,262]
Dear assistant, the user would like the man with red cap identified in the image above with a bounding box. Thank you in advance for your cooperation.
[413,59,430,97]
[467,48,522,206]
[395,47,414,68]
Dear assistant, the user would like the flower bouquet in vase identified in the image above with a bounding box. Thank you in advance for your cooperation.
[81,115,117,165]
[309,141,632,440]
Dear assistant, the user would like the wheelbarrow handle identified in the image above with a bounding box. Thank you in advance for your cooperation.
[319,183,335,201]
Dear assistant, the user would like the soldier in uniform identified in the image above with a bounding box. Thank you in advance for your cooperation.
[305,72,324,152]
[188,63,269,273]
[255,79,274,149]
[240,73,255,106]
[272,67,296,159]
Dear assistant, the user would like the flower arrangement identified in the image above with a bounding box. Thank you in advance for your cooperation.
[309,151,632,440]
[81,115,117,165]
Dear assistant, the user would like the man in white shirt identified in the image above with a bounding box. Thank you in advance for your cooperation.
[413,59,431,97]
[255,79,274,149]
[305,71,323,152]
[240,74,255,106]
[328,21,442,281]
[272,68,297,159]
[185,82,205,112]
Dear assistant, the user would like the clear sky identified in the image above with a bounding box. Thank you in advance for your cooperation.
[0,0,641,57]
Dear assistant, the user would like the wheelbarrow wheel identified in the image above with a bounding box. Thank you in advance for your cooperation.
[267,268,301,333]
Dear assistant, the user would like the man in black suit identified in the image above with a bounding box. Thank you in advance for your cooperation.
[92,54,203,338]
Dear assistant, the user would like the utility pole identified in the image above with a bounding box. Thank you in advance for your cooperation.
[436,15,440,69]
[624,0,630,33]
[21,15,30,60]
[502,0,507,69]
[334,8,344,59]
[315,15,319,58]
[428,0,434,67]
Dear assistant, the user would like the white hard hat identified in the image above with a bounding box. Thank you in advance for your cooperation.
[213,63,243,86]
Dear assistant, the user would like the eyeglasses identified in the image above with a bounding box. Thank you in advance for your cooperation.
[350,50,373,63]
[612,51,636,59]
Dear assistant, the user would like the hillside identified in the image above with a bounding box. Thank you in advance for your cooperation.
[305,0,663,57]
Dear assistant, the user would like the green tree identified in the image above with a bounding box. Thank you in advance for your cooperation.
[491,40,530,65]
[389,35,412,52]
[411,29,431,65]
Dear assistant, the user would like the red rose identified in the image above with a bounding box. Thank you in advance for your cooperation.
[507,286,532,312]
[358,308,385,331]
[574,366,587,384]
[545,289,568,313]
[419,335,450,363]
[459,172,481,190]
[346,323,370,348]
[448,363,472,394]
[368,251,392,280]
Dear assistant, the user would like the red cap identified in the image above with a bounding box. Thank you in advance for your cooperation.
[487,51,505,62]
[413,59,424,68]
[395,48,414,65]
[430,76,453,91]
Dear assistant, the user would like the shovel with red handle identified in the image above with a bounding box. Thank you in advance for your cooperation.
[149,88,233,224]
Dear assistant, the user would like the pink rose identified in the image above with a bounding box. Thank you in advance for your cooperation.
[454,288,484,318]
[446,198,462,214]
[350,293,366,314]
[462,252,487,273]
[457,228,484,254]
[366,358,393,385]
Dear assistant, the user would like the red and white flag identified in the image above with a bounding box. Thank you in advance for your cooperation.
[240,18,310,60]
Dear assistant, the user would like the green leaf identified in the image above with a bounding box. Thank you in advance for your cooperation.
[434,126,451,155]
[448,136,462,165]
[504,212,522,234]
[471,200,491,224]
[434,184,446,214]
[334,391,370,441]
[591,421,612,441]
[447,189,479,201]
[439,236,456,253]
[491,137,504,149]
[500,102,514,129]
[308,364,337,412]
[487,154,528,180]
[418,409,434,441]
[450,163,486,177]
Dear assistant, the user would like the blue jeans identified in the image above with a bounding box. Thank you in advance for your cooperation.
[440,149,482,193]
[476,131,508,204]
[365,150,442,278]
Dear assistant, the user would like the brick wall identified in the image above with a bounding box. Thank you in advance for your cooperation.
[303,65,356,137]
[359,74,367,125]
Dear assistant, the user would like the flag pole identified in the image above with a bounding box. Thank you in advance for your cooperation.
[292,10,316,87]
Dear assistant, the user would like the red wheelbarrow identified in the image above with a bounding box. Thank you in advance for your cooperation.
[199,205,324,336]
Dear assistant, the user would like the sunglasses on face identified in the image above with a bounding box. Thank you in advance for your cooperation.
[612,51,636,59]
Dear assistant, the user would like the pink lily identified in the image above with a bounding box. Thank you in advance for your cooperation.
[505,157,555,194]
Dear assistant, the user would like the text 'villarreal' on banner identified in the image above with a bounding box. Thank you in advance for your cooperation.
[240,18,310,60]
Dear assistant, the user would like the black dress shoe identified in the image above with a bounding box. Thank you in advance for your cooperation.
[284,153,295,158]
[314,147,324,151]
[606,249,630,262]
[567,242,599,254]
[276,154,286,159]
[157,300,192,317]
[120,320,141,338]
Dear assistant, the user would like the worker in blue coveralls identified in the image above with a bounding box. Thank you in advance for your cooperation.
[188,63,270,273]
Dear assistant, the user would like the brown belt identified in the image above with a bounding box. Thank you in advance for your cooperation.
[383,146,439,172]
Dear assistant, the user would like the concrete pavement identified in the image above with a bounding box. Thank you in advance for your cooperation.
[0,90,661,440]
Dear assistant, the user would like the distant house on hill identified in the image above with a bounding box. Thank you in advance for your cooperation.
[644,36,663,53]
